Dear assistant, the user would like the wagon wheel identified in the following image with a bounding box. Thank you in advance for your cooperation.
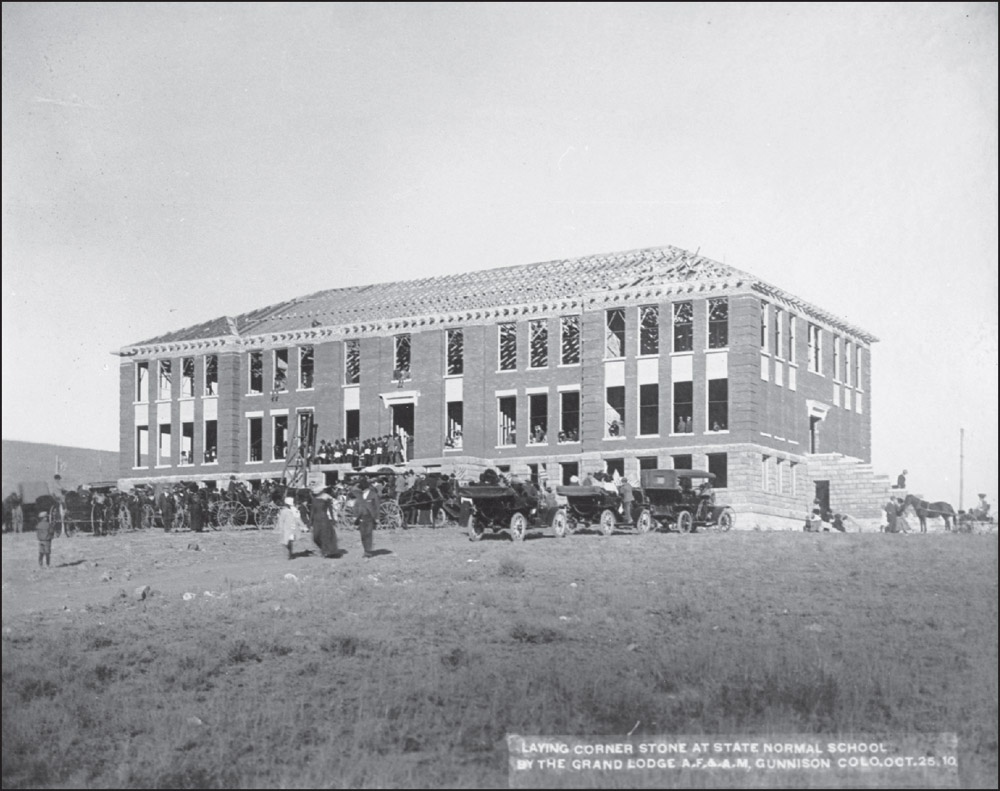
[433,507,448,528]
[716,507,735,532]
[599,509,616,536]
[378,501,404,531]
[140,504,155,530]
[219,501,249,530]
[676,510,693,534]
[254,504,277,529]
[509,512,527,542]
[636,509,653,534]
[551,510,569,538]
[467,513,484,542]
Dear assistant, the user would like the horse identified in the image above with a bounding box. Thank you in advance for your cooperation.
[902,494,956,533]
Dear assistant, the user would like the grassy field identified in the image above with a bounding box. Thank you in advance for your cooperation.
[2,526,997,788]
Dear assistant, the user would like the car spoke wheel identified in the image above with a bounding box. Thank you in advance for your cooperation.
[717,507,735,532]
[468,516,484,542]
[636,509,653,534]
[509,512,527,541]
[552,510,569,538]
[599,509,616,536]
[677,510,693,534]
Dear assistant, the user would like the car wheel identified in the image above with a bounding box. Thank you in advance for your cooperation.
[509,512,527,541]
[677,510,693,534]
[636,509,652,534]
[552,510,569,538]
[599,509,616,536]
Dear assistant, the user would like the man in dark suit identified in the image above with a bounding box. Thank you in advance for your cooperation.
[354,477,380,558]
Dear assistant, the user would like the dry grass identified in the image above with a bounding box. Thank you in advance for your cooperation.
[2,528,997,788]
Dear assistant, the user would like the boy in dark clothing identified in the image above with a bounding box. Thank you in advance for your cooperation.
[36,511,55,567]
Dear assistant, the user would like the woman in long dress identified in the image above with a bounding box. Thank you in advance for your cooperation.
[310,484,339,558]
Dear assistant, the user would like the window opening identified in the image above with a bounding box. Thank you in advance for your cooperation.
[639,306,659,355]
[559,391,580,442]
[708,298,729,349]
[499,323,517,371]
[673,381,693,433]
[528,393,548,443]
[673,302,693,353]
[605,385,625,437]
[529,320,548,368]
[605,309,626,358]
[447,329,464,375]
[498,396,517,445]
[345,340,360,385]
[560,316,580,364]
[299,346,314,389]
[639,383,659,435]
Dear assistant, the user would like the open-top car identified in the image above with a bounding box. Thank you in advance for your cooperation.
[640,469,735,533]
[457,479,556,541]
[554,484,652,536]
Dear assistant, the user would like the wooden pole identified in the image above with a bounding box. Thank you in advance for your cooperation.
[959,428,964,512]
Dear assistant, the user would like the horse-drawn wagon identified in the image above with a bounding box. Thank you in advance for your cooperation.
[640,469,735,533]
[554,484,652,536]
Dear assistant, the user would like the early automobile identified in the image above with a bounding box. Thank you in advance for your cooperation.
[640,469,735,533]
[554,483,652,536]
[458,479,556,541]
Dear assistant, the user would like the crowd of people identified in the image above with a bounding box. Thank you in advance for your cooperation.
[310,435,407,467]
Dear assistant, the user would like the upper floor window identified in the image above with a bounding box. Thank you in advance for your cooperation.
[673,302,693,353]
[181,357,195,397]
[773,308,783,359]
[344,340,360,385]
[605,309,625,358]
[787,315,796,363]
[204,355,218,396]
[529,320,548,368]
[499,323,517,371]
[447,329,464,375]
[760,301,769,352]
[274,348,289,392]
[639,306,659,355]
[249,351,263,394]
[299,346,314,389]
[854,346,863,389]
[394,334,411,380]
[708,298,729,349]
[844,341,852,386]
[560,316,580,365]
[808,324,822,374]
[833,336,841,381]
[158,360,172,400]
[136,361,148,403]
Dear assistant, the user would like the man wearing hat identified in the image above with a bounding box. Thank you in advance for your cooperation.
[310,481,339,558]
[353,477,379,558]
[36,509,55,568]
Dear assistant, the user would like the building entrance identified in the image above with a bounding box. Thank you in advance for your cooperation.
[391,403,414,462]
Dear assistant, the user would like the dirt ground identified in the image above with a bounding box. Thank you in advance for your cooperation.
[1,522,413,618]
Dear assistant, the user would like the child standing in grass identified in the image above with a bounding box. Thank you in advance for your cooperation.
[277,494,303,560]
[35,511,54,567]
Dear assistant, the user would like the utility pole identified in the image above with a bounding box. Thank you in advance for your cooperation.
[959,428,964,512]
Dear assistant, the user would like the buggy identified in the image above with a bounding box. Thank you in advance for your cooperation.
[398,472,462,527]
[640,469,735,533]
[554,484,652,536]
[457,480,557,541]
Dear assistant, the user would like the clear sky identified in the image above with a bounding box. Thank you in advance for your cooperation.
[3,3,997,508]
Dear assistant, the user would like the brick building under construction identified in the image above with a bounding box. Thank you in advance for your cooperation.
[116,246,893,528]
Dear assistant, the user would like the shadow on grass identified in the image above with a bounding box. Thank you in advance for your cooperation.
[55,559,87,568]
